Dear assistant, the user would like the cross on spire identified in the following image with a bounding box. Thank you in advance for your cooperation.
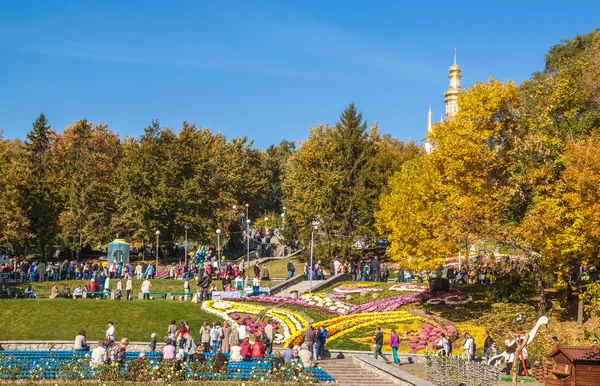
[454,48,457,65]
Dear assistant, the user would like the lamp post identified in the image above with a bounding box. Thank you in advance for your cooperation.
[264,217,269,230]
[155,230,160,269]
[184,224,188,266]
[281,207,286,230]
[216,229,222,263]
[246,219,251,268]
[309,221,319,293]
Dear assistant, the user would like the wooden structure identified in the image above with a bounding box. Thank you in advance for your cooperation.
[545,345,600,386]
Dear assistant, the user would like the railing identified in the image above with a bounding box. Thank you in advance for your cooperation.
[309,273,352,293]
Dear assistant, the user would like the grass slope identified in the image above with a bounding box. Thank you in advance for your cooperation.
[262,257,302,279]
[0,299,219,342]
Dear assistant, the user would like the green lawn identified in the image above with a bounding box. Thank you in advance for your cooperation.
[263,257,303,279]
[0,299,220,342]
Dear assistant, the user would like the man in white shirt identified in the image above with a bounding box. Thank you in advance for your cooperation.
[126,277,133,300]
[141,279,151,300]
[106,321,115,343]
[91,341,107,367]
[73,286,83,299]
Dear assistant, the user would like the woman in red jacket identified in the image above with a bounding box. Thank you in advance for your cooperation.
[240,337,252,359]
[251,336,265,358]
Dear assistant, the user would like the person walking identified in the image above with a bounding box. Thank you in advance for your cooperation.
[105,321,115,346]
[390,328,400,364]
[125,277,133,301]
[286,260,295,280]
[373,326,391,364]
[200,322,211,353]
[318,326,327,359]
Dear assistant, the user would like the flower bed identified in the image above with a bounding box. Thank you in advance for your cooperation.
[408,323,456,353]
[221,294,350,315]
[389,283,427,292]
[350,289,471,314]
[333,283,383,294]
[202,300,309,344]
[283,310,418,347]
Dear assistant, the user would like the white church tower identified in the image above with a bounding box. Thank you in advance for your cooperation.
[424,50,462,154]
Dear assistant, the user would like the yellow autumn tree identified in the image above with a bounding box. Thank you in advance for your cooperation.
[376,155,454,271]
[429,78,521,258]
[520,136,600,286]
[0,138,31,248]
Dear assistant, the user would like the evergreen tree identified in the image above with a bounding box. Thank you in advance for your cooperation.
[24,114,57,258]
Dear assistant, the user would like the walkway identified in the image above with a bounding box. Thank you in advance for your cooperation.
[317,357,401,386]
[274,279,315,297]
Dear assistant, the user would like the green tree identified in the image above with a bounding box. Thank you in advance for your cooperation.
[24,113,58,257]
[54,120,120,256]
[260,140,296,214]
[284,103,420,260]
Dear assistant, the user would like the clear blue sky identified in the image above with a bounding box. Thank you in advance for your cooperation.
[0,0,598,149]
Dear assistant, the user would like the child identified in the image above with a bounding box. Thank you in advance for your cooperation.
[150,333,157,352]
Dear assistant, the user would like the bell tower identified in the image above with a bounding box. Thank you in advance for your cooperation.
[444,49,462,119]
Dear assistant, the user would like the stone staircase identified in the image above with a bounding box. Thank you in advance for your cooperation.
[275,279,315,297]
[317,357,400,386]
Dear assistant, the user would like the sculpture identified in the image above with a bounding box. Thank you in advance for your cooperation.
[488,316,549,385]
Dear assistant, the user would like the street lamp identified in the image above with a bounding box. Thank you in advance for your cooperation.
[281,209,285,230]
[309,221,320,293]
[246,219,251,269]
[155,230,160,269]
[216,229,222,263]
[184,224,188,266]
[264,217,269,229]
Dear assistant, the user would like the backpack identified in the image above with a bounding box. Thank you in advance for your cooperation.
[211,327,220,342]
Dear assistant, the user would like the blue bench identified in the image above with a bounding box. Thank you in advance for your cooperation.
[0,350,335,382]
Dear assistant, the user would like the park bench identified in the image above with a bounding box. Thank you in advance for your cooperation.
[137,291,168,300]
[168,291,193,301]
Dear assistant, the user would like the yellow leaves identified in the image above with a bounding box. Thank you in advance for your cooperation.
[376,156,453,271]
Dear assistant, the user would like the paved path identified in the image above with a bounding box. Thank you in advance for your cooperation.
[274,279,316,297]
[317,357,401,386]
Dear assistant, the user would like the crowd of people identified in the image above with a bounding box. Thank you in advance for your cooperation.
[75,317,319,377]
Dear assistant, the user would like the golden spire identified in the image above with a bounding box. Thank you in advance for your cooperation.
[444,48,462,119]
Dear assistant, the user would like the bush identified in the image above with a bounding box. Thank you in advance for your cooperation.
[484,272,536,303]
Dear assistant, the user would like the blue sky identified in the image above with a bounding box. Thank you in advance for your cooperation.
[0,0,598,149]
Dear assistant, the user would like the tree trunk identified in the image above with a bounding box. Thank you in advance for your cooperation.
[531,260,547,314]
[577,265,584,326]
